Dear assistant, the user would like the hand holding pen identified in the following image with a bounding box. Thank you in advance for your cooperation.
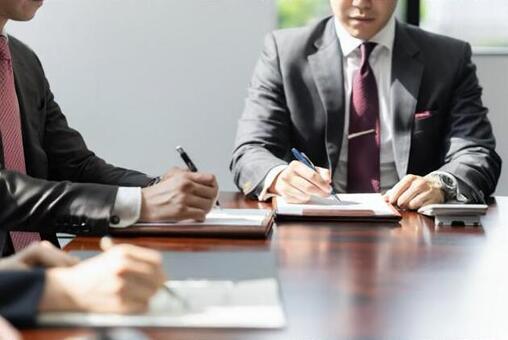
[267,148,338,203]
[290,148,341,203]
[176,146,221,208]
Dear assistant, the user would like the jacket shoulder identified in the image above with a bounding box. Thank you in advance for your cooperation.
[7,34,43,70]
[399,22,469,53]
[270,17,333,58]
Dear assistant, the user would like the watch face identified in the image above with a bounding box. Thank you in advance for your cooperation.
[442,175,454,188]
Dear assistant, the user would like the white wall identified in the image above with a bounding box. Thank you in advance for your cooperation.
[474,56,508,195]
[8,0,276,191]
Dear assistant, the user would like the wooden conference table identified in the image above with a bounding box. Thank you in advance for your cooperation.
[22,192,508,339]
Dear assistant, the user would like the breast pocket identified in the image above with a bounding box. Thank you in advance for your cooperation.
[413,110,440,136]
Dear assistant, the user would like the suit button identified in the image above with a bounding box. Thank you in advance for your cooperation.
[110,215,120,225]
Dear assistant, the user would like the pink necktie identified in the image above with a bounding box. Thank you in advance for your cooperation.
[347,42,380,193]
[0,36,41,251]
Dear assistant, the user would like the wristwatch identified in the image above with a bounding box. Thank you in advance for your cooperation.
[426,173,457,201]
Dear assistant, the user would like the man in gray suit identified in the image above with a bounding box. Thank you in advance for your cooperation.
[231,0,501,209]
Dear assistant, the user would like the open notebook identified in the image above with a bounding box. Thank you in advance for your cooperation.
[38,251,286,329]
[109,209,275,238]
[275,193,401,222]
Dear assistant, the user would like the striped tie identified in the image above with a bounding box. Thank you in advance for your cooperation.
[0,36,41,251]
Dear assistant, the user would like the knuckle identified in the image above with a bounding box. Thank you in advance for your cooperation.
[289,161,299,169]
[175,203,187,214]
[113,280,128,296]
[179,180,194,192]
[301,195,311,204]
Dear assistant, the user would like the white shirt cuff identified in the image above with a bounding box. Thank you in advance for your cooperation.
[258,165,288,201]
[110,187,142,228]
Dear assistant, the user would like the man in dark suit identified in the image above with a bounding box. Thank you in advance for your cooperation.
[231,0,501,209]
[0,0,218,254]
[0,240,164,327]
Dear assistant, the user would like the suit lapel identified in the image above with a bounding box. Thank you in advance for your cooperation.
[391,22,423,179]
[308,18,345,173]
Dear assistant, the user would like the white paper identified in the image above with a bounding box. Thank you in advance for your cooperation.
[276,193,395,216]
[38,278,286,329]
[134,209,272,227]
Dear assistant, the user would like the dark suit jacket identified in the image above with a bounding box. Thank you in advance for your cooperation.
[231,18,501,202]
[0,35,153,249]
[0,269,45,327]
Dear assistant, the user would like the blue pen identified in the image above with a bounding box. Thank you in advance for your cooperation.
[291,148,342,203]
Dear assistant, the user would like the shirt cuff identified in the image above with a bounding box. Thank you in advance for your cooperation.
[110,187,142,228]
[258,165,288,201]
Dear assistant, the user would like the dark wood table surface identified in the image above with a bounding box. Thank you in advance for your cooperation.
[21,192,508,339]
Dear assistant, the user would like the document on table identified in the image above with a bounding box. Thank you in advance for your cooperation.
[275,193,401,221]
[135,209,272,227]
[38,278,285,328]
[109,209,275,237]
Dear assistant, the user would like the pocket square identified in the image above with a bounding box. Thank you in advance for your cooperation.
[414,110,433,121]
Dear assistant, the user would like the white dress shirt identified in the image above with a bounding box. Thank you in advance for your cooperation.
[333,15,399,193]
[1,28,141,227]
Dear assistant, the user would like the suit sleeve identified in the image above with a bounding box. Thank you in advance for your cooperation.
[0,269,45,327]
[437,43,501,203]
[0,170,117,235]
[36,56,152,188]
[230,33,291,198]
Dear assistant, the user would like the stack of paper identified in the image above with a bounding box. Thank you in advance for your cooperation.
[275,193,401,222]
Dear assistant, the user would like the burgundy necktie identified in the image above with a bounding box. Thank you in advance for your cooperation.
[0,36,41,251]
[347,42,380,193]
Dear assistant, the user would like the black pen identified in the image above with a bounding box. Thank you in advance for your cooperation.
[176,146,221,208]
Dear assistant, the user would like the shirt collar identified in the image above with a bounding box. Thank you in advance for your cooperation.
[334,14,396,57]
[1,27,7,41]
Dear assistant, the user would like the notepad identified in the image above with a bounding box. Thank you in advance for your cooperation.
[38,278,285,328]
[275,193,401,222]
[109,209,275,238]
[37,250,286,329]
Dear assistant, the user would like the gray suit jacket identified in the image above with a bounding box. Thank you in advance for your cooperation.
[231,18,501,202]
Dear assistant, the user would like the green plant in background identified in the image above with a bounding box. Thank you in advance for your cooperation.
[277,0,330,28]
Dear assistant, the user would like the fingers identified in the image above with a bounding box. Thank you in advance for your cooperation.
[187,180,218,200]
[386,175,445,210]
[186,172,217,187]
[316,167,332,184]
[140,170,219,221]
[290,161,332,194]
[107,246,165,313]
[274,162,331,201]
[396,177,428,209]
[275,178,311,203]
[21,241,79,268]
[173,172,218,200]
[386,175,416,205]
[121,245,163,267]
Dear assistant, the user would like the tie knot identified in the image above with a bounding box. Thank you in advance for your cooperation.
[360,42,377,64]
[0,36,11,61]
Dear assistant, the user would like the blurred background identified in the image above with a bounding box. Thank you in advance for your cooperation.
[7,0,508,193]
